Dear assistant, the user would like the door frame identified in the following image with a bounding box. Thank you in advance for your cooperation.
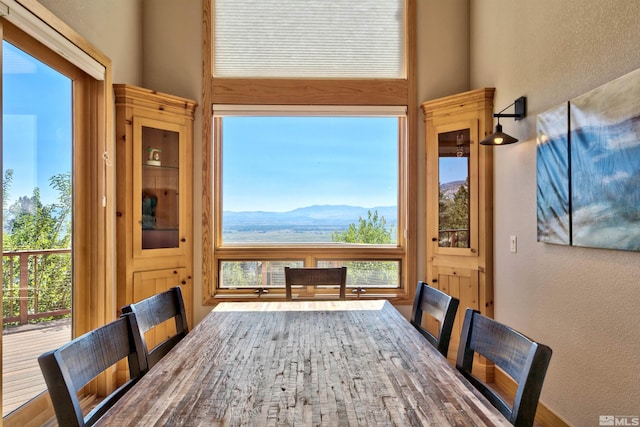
[1,1,113,423]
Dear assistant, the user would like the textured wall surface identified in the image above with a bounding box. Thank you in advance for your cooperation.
[38,0,142,85]
[471,1,640,424]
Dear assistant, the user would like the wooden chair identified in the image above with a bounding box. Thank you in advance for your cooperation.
[121,286,189,370]
[410,281,459,357]
[38,314,147,427]
[284,267,347,301]
[456,308,553,427]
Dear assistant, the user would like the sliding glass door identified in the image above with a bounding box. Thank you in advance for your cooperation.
[1,37,74,417]
[0,2,111,423]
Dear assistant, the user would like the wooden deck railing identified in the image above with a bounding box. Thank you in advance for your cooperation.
[2,248,72,326]
[439,228,470,248]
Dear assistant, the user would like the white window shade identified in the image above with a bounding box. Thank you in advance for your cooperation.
[214,0,405,79]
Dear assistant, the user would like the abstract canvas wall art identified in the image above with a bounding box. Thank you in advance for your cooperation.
[536,67,640,252]
[570,68,640,251]
[537,103,571,245]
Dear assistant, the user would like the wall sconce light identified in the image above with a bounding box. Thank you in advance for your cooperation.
[480,96,527,145]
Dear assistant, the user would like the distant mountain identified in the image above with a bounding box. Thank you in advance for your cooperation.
[440,180,466,199]
[289,205,396,220]
[223,205,397,231]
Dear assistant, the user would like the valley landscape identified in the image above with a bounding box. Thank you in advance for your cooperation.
[223,204,397,242]
[222,179,466,243]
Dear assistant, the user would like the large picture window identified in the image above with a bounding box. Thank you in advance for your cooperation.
[202,0,416,302]
[217,111,402,245]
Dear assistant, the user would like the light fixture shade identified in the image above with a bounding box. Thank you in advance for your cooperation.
[480,96,527,146]
[479,123,519,145]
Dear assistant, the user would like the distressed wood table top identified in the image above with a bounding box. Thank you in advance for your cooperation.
[96,300,509,426]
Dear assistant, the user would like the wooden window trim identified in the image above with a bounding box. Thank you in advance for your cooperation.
[211,78,409,106]
[201,0,417,305]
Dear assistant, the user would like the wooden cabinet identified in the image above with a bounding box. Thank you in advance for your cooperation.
[114,84,196,328]
[421,88,494,368]
[132,268,191,344]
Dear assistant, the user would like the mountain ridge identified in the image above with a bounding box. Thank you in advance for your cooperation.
[224,204,397,228]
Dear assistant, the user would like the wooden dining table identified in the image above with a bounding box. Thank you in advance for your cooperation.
[96,300,509,426]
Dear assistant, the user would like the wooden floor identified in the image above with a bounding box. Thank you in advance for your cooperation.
[2,319,71,416]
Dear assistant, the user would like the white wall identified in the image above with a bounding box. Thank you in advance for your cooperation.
[38,0,142,85]
[140,0,201,101]
[470,1,640,424]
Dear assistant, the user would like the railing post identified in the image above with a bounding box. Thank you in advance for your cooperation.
[19,252,29,325]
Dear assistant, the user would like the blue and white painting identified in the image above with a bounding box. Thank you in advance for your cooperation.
[570,67,640,251]
[537,103,571,245]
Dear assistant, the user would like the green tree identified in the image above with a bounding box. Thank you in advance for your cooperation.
[331,210,393,244]
[49,172,72,248]
[438,178,469,247]
[2,173,72,323]
[331,210,398,288]
[4,172,71,250]
[6,189,59,250]
[439,186,453,234]
[221,261,258,288]
[3,169,14,211]
[450,180,469,229]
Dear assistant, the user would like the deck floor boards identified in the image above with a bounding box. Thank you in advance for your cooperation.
[2,319,71,416]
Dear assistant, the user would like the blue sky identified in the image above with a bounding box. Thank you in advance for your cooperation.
[439,157,468,184]
[2,41,72,207]
[222,116,399,212]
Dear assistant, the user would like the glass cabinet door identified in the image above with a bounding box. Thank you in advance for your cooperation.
[422,88,494,356]
[133,117,186,256]
[431,120,479,256]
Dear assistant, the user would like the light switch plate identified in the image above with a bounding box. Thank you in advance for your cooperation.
[510,235,517,253]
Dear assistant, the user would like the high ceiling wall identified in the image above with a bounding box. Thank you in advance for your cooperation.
[471,1,640,424]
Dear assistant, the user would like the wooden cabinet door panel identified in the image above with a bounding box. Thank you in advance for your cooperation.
[133,268,191,350]
[432,266,478,359]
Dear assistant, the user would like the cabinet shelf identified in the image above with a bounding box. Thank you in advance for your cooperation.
[143,164,179,171]
[142,229,180,249]
[144,227,179,232]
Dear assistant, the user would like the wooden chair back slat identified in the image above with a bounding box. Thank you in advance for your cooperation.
[284,267,347,301]
[456,308,552,427]
[121,286,189,370]
[38,314,146,427]
[410,281,459,356]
